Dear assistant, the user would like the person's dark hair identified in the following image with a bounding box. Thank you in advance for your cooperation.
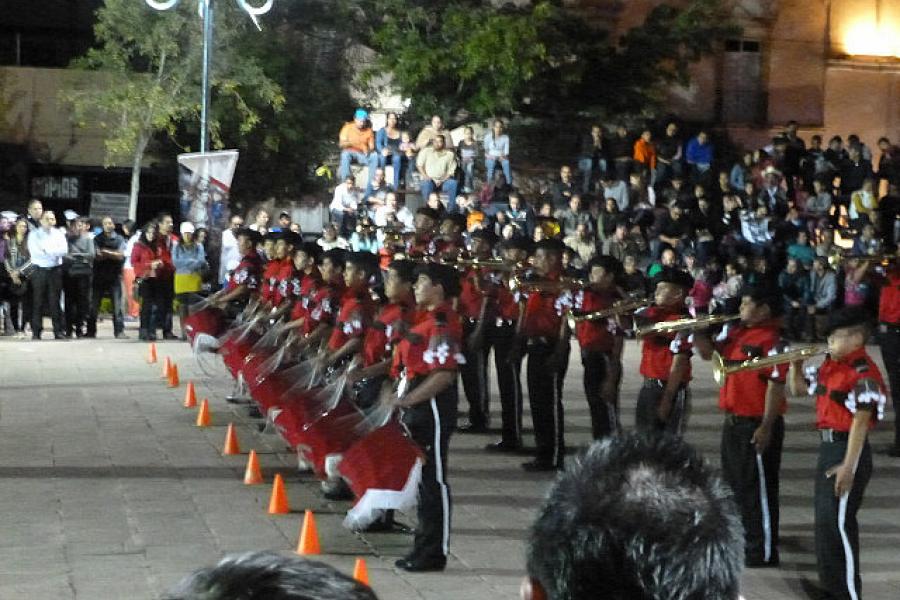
[296,241,322,262]
[322,248,347,271]
[415,263,461,297]
[878,136,890,145]
[388,259,417,284]
[163,551,378,600]
[534,238,566,256]
[345,251,378,279]
[416,206,440,221]
[139,220,158,245]
[588,255,624,283]
[740,284,783,317]
[236,228,262,247]
[156,211,173,221]
[526,433,743,600]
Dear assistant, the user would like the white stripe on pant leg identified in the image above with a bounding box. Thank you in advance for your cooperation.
[550,372,559,466]
[755,452,773,563]
[512,360,521,441]
[838,493,859,600]
[430,398,451,557]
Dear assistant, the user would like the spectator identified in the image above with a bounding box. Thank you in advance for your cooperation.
[647,247,678,278]
[155,212,178,340]
[172,222,207,340]
[415,114,450,150]
[652,203,693,259]
[602,219,638,262]
[609,124,633,182]
[4,217,31,338]
[577,124,609,194]
[122,219,140,318]
[374,192,414,230]
[25,198,42,231]
[416,134,459,212]
[484,119,512,187]
[550,165,577,208]
[364,167,393,214]
[852,222,882,256]
[132,221,172,342]
[779,257,809,340]
[523,434,743,600]
[599,172,629,213]
[562,222,596,265]
[632,127,656,181]
[317,223,350,251]
[757,167,788,218]
[806,256,837,341]
[504,193,534,238]
[338,108,378,186]
[457,125,478,193]
[655,121,683,188]
[273,211,291,233]
[330,175,360,236]
[840,145,873,196]
[787,229,816,268]
[740,203,773,257]
[876,136,900,187]
[621,253,650,298]
[685,129,714,175]
[711,260,744,314]
[248,208,270,234]
[842,257,871,308]
[555,195,592,238]
[375,111,404,188]
[88,216,127,339]
[805,178,832,223]
[729,152,753,192]
[399,131,418,185]
[595,197,621,243]
[850,177,879,226]
[350,217,380,254]
[164,551,378,600]
[218,214,244,286]
[63,216,95,338]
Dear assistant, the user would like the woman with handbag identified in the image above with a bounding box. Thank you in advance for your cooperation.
[3,217,33,339]
[172,221,207,340]
[131,221,173,341]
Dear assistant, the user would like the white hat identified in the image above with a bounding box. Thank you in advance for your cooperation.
[0,211,17,220]
[180,222,196,234]
[63,209,79,221]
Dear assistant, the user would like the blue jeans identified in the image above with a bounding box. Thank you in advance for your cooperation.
[578,156,607,194]
[339,150,378,186]
[420,178,459,212]
[485,157,511,186]
[461,161,475,192]
[378,152,405,188]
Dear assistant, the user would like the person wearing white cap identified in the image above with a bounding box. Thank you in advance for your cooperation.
[27,210,68,339]
[172,221,207,340]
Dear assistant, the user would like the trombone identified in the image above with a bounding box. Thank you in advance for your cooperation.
[712,345,825,387]
[508,276,586,294]
[829,252,898,268]
[566,297,651,329]
[635,314,738,338]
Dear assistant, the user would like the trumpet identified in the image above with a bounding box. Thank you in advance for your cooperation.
[712,345,825,387]
[565,297,651,329]
[508,276,586,294]
[829,252,898,268]
[635,314,738,338]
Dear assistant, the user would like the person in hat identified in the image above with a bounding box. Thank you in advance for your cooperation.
[338,109,378,188]
[632,266,695,436]
[172,221,207,340]
[388,262,464,572]
[788,307,887,600]
[694,285,790,568]
[274,211,291,233]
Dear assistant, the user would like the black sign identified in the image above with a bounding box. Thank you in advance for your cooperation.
[31,176,82,200]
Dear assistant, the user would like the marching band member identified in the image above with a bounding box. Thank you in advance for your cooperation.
[569,255,625,439]
[876,258,900,456]
[788,307,887,599]
[513,238,572,472]
[633,267,694,435]
[320,252,379,372]
[207,228,263,312]
[283,242,323,334]
[694,286,789,568]
[291,248,346,355]
[388,263,464,572]
[404,207,440,258]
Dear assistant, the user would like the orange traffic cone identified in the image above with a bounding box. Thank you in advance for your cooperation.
[296,510,320,555]
[223,423,241,455]
[243,450,263,485]
[167,363,180,388]
[147,343,158,364]
[352,558,369,585]
[196,399,211,427]
[183,381,197,408]
[268,474,290,514]
[160,356,172,378]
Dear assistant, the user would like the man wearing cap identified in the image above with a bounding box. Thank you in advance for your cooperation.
[88,216,128,339]
[695,286,790,568]
[788,307,887,600]
[339,109,378,187]
[27,211,68,340]
[416,134,459,213]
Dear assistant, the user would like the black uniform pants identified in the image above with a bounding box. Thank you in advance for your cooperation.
[402,387,457,560]
[815,438,872,600]
[635,379,690,436]
[490,323,522,445]
[30,266,63,336]
[353,375,386,411]
[878,325,900,450]
[459,319,491,428]
[526,340,565,467]
[63,273,92,335]
[721,415,784,565]
[581,349,620,439]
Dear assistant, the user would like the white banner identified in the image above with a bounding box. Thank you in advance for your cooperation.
[177,150,239,231]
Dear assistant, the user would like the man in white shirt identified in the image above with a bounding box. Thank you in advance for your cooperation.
[27,211,69,340]
[219,215,244,286]
[329,175,360,236]
[374,192,415,230]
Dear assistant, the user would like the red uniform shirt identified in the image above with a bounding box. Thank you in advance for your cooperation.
[521,276,573,339]
[458,267,487,320]
[362,296,415,367]
[635,305,692,382]
[878,265,900,325]
[714,320,788,417]
[288,270,321,321]
[572,287,623,353]
[226,252,263,292]
[405,235,434,258]
[810,347,887,431]
[260,258,286,305]
[391,302,465,380]
[327,288,376,351]
[303,280,344,335]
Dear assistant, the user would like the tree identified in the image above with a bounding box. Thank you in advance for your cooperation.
[62,0,284,219]
[357,0,739,121]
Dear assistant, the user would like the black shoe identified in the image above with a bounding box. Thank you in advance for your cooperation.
[114,333,129,339]
[54,334,70,341]
[226,396,250,405]
[886,446,900,458]
[521,459,561,472]
[247,406,263,418]
[394,556,446,572]
[147,334,157,341]
[74,329,85,339]
[85,332,97,339]
[744,557,780,568]
[485,440,522,453]
[162,332,178,340]
[31,334,41,341]
[457,422,489,434]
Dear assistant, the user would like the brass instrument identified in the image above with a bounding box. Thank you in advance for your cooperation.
[712,345,825,387]
[407,256,525,272]
[634,314,738,338]
[507,276,586,295]
[565,297,651,329]
[829,252,898,268]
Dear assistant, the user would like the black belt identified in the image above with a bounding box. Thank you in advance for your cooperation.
[724,413,763,426]
[819,429,850,443]
[526,336,554,347]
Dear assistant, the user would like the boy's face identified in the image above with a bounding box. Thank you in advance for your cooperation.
[320,258,341,282]
[414,274,440,306]
[654,282,684,308]
[533,248,559,276]
[384,268,411,301]
[828,326,864,359]
[273,239,288,260]
[344,262,366,288]
[293,251,310,270]
[589,265,613,287]
[739,296,770,325]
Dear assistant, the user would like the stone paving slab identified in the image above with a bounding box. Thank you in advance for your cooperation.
[1,324,899,599]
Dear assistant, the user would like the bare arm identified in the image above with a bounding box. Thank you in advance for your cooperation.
[396,370,456,408]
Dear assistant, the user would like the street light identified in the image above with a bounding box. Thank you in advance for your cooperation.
[144,0,274,153]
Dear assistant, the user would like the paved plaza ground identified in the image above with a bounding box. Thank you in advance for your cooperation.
[1,321,899,600]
